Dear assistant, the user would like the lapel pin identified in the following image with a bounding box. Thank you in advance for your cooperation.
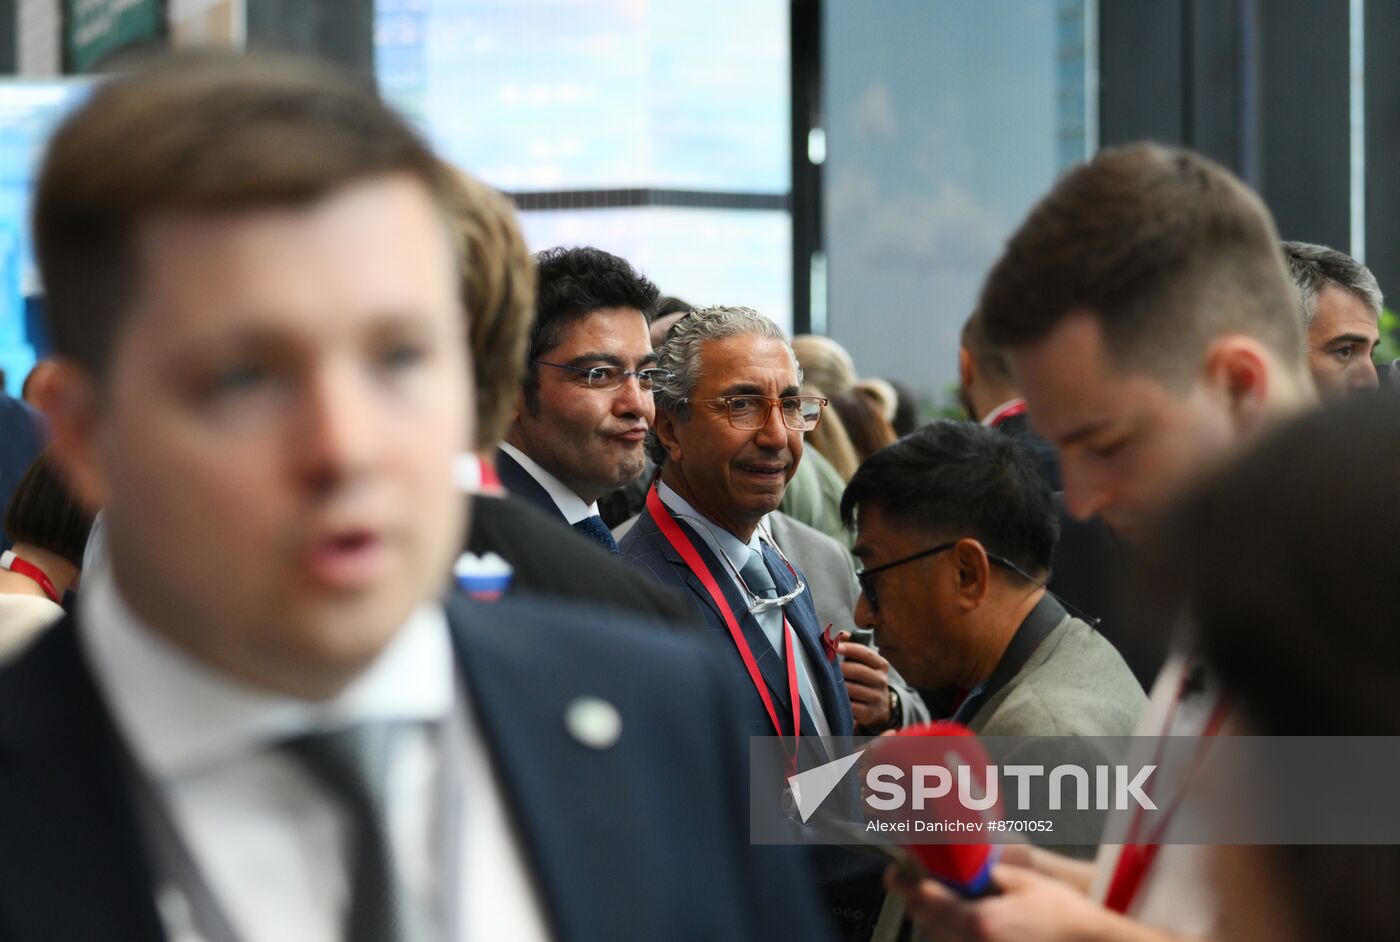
[565,696,622,749]
[453,551,513,601]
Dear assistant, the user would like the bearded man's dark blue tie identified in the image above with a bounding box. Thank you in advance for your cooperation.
[573,515,620,555]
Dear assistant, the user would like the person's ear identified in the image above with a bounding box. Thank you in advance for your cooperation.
[42,360,111,514]
[1202,335,1272,436]
[654,409,683,464]
[958,346,975,392]
[951,538,992,610]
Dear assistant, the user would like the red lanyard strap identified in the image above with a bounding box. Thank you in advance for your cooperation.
[0,550,61,604]
[1103,673,1230,915]
[646,487,801,759]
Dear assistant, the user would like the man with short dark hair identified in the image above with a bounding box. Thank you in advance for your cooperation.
[0,53,833,942]
[1281,240,1383,397]
[958,309,1060,490]
[498,245,662,553]
[842,422,1142,743]
[889,144,1314,941]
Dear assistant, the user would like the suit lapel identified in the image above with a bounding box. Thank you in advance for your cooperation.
[494,448,567,522]
[765,544,854,736]
[641,512,798,725]
[448,600,634,942]
[0,619,168,940]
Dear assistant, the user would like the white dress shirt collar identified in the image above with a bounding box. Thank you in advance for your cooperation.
[77,562,455,781]
[655,480,765,580]
[498,441,600,524]
[980,397,1026,427]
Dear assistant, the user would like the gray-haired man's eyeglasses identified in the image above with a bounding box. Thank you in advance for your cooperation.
[679,395,827,431]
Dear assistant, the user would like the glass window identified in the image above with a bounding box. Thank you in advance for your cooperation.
[822,0,1095,408]
[517,207,792,333]
[0,82,91,395]
[376,0,792,334]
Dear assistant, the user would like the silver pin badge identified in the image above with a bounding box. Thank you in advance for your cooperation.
[565,696,622,749]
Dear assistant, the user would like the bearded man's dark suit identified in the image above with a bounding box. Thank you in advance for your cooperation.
[618,506,885,941]
[618,508,853,741]
[0,394,45,554]
[0,595,836,942]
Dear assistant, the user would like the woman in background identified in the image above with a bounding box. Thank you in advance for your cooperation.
[0,450,93,659]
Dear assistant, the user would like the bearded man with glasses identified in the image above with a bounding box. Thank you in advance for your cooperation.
[621,306,909,935]
[620,306,850,743]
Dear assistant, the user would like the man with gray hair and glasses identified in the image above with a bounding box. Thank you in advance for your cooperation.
[1282,240,1384,397]
[620,306,854,744]
[619,305,893,938]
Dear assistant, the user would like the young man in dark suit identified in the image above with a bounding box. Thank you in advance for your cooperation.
[0,52,833,942]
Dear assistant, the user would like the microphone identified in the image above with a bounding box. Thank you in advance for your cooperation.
[866,720,1001,897]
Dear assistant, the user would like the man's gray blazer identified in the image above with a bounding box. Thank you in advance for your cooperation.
[967,613,1145,738]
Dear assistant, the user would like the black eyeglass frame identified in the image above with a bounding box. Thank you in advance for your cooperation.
[532,359,674,390]
[856,541,1039,613]
[680,394,829,431]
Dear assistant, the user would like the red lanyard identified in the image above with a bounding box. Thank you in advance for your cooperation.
[0,550,61,603]
[985,399,1028,428]
[646,486,801,767]
[1103,668,1230,915]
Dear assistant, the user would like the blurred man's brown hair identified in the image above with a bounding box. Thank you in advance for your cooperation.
[34,51,454,379]
[979,143,1304,387]
[444,167,536,448]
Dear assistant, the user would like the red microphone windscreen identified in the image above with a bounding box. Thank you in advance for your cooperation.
[866,721,1000,896]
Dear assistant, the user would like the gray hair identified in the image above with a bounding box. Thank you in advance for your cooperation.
[1282,241,1383,327]
[646,305,801,464]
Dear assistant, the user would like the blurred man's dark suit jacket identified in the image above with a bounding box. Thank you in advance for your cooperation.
[0,595,836,942]
[467,492,704,631]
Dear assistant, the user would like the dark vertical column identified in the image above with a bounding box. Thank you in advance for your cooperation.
[1256,0,1350,247]
[1097,0,1186,147]
[0,0,14,75]
[1365,0,1400,299]
[245,0,375,83]
[1186,0,1248,174]
[790,0,820,336]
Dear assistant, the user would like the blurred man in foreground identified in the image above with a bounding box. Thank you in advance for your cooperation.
[1153,394,1400,942]
[890,143,1313,940]
[0,53,832,941]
